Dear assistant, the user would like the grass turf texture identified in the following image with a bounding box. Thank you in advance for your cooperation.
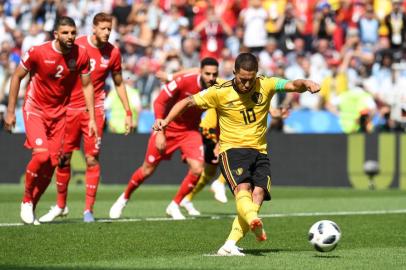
[0,184,405,269]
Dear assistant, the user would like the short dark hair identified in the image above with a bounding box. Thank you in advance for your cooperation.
[55,16,76,31]
[235,53,258,72]
[201,57,219,68]
[93,12,113,25]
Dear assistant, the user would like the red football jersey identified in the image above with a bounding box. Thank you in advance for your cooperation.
[68,35,122,109]
[154,73,205,132]
[21,40,90,119]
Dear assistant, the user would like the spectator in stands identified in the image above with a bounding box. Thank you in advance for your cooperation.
[180,37,200,69]
[383,0,406,61]
[313,1,337,41]
[193,6,232,60]
[239,0,268,54]
[263,0,287,38]
[134,57,161,109]
[159,5,188,50]
[21,23,47,53]
[320,55,350,115]
[258,37,284,76]
[35,0,63,33]
[112,0,133,34]
[0,3,16,45]
[127,3,153,50]
[271,3,305,53]
[358,3,380,49]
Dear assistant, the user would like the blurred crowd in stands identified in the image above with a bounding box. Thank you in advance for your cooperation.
[1,0,406,134]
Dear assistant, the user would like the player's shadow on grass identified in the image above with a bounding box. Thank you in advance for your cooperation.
[313,254,341,259]
[243,248,287,256]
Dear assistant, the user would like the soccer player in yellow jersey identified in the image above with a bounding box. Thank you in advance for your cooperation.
[153,53,320,256]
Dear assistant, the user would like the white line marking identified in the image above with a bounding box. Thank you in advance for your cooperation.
[1,209,405,227]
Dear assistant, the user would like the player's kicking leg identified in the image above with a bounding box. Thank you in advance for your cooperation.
[109,161,157,219]
[217,215,248,256]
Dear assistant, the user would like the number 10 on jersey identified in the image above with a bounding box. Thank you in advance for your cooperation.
[240,108,256,124]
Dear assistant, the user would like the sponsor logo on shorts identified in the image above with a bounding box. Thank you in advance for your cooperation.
[148,155,156,163]
[35,138,43,146]
[235,168,243,176]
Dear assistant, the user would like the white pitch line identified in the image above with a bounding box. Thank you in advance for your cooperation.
[1,209,405,228]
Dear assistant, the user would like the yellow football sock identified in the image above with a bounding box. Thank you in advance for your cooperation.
[185,164,217,201]
[217,174,226,184]
[235,190,258,225]
[227,214,249,242]
[253,203,260,214]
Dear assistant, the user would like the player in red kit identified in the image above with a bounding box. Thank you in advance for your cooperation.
[39,13,134,223]
[4,16,97,225]
[110,58,219,220]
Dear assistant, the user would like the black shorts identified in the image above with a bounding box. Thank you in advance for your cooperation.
[203,137,218,165]
[219,148,272,201]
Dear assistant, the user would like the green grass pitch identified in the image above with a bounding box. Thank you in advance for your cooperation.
[0,184,405,269]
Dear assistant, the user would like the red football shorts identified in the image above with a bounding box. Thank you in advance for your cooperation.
[23,110,65,166]
[144,130,204,165]
[63,108,105,156]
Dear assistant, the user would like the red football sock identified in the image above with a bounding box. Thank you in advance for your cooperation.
[173,171,199,204]
[32,160,55,209]
[84,164,100,212]
[56,166,71,209]
[124,168,145,200]
[23,151,50,203]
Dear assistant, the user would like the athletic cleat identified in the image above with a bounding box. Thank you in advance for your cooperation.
[39,205,65,223]
[180,198,201,216]
[109,193,128,219]
[217,244,245,256]
[83,210,95,223]
[250,218,267,241]
[210,179,228,203]
[20,202,35,224]
[166,201,186,220]
[33,219,41,226]
[61,206,69,217]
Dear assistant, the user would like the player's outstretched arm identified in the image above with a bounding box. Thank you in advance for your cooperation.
[284,79,320,94]
[81,74,98,138]
[153,96,196,131]
[112,72,134,135]
[5,65,28,132]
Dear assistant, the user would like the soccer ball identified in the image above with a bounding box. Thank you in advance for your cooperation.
[308,220,341,252]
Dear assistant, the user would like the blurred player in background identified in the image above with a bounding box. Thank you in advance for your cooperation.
[180,108,228,216]
[39,12,133,223]
[4,16,96,224]
[109,57,219,220]
[153,52,320,255]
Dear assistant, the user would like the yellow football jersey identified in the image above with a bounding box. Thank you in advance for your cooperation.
[193,76,289,153]
[199,108,218,141]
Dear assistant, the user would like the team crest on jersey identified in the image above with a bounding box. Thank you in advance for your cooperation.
[101,55,110,65]
[67,59,77,71]
[251,92,263,105]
